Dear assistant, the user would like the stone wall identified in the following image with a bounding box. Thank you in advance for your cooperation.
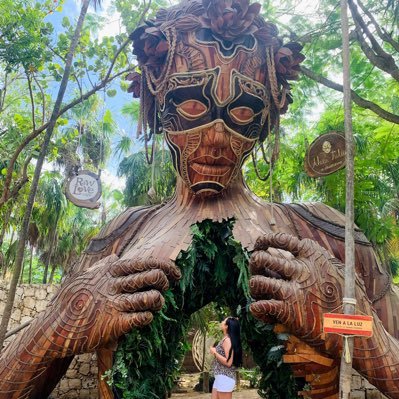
[50,353,98,399]
[0,281,389,399]
[350,371,388,399]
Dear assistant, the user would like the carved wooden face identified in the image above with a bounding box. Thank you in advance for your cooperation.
[158,29,270,196]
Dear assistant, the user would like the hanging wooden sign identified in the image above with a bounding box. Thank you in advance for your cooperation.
[65,170,102,209]
[304,132,346,177]
[323,313,373,337]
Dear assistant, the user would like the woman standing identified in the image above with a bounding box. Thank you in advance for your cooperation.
[210,317,243,399]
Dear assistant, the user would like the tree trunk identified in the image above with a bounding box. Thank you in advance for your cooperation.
[42,213,60,284]
[28,244,33,284]
[2,229,15,279]
[19,261,24,285]
[48,264,57,284]
[0,203,13,250]
[0,0,91,348]
[339,0,356,397]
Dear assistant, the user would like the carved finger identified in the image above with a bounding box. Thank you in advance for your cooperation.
[249,276,294,300]
[114,290,165,312]
[250,299,289,323]
[249,250,302,279]
[118,312,154,334]
[254,233,333,262]
[111,270,169,294]
[110,258,181,281]
[254,233,302,255]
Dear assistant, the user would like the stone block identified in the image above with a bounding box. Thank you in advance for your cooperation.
[11,308,21,323]
[352,374,363,390]
[24,286,35,297]
[363,378,378,390]
[35,288,47,300]
[20,316,33,324]
[79,363,91,376]
[68,378,82,390]
[47,285,59,294]
[22,307,32,317]
[66,368,78,378]
[366,390,388,399]
[35,300,48,313]
[350,391,365,399]
[58,378,69,392]
[78,353,93,362]
[63,390,79,398]
[0,289,7,301]
[82,378,97,389]
[23,296,36,310]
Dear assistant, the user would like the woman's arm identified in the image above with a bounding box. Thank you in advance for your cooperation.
[222,338,234,367]
[210,338,234,368]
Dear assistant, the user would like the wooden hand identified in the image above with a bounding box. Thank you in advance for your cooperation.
[248,232,399,398]
[0,254,181,398]
[248,232,371,356]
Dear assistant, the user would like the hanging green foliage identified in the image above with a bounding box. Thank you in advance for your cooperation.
[108,218,299,398]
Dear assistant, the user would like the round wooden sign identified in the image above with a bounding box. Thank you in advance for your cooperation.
[65,170,102,209]
[304,132,346,178]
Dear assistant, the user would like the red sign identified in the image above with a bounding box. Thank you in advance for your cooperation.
[323,313,373,337]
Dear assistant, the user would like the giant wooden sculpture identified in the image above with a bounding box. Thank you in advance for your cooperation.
[1,0,399,398]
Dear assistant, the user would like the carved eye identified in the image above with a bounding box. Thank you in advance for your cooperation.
[176,100,207,120]
[230,107,255,124]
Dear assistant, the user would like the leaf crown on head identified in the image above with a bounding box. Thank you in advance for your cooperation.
[127,0,305,142]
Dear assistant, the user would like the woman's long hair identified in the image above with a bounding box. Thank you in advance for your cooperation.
[226,317,243,367]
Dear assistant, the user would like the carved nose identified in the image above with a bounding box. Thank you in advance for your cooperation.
[215,122,224,133]
[212,148,221,156]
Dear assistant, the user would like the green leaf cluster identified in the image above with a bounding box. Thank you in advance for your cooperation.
[109,219,298,398]
[0,0,54,72]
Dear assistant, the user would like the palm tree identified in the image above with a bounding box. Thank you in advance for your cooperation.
[35,173,67,283]
[118,141,176,207]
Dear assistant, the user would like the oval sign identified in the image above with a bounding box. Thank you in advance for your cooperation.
[65,170,102,209]
[304,132,346,178]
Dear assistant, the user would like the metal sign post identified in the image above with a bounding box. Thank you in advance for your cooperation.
[339,0,356,397]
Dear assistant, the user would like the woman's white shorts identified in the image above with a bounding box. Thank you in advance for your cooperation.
[213,374,236,392]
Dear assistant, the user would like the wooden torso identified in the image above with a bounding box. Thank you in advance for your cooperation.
[77,175,395,336]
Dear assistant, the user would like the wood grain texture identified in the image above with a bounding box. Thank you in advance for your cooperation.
[0,255,180,398]
[1,0,398,397]
[249,232,399,398]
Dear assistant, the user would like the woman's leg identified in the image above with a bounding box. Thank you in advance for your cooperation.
[211,388,218,399]
[217,392,232,399]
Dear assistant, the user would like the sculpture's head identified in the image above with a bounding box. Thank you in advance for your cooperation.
[128,0,304,196]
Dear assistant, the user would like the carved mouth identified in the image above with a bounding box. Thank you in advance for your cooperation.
[190,162,232,176]
[190,154,235,165]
